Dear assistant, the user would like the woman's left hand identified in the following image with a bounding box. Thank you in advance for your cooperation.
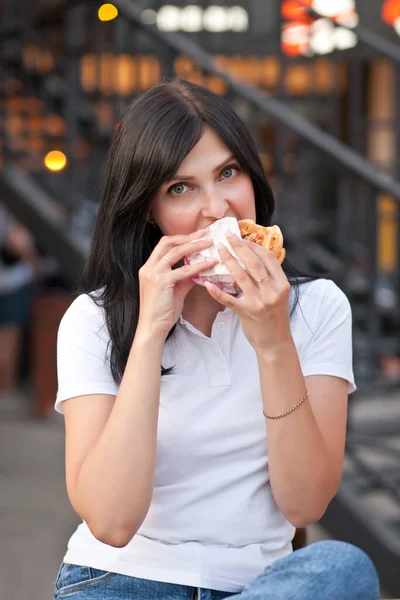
[204,231,292,354]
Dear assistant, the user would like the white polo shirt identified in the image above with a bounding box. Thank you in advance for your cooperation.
[55,278,356,593]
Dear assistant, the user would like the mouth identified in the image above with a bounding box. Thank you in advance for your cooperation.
[203,216,239,230]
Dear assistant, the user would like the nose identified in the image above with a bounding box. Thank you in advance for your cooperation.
[201,185,228,220]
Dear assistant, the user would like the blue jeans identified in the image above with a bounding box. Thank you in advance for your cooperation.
[53,540,379,600]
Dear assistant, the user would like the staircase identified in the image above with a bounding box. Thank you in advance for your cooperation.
[0,1,399,594]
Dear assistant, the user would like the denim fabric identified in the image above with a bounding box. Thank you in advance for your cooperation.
[53,540,379,600]
[0,282,36,326]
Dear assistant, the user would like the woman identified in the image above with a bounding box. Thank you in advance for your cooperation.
[0,204,42,397]
[54,80,379,599]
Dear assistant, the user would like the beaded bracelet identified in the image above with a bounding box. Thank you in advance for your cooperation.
[263,390,309,420]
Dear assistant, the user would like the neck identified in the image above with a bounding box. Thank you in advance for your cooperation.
[182,285,225,337]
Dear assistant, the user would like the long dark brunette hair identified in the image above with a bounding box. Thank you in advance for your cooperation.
[80,79,318,385]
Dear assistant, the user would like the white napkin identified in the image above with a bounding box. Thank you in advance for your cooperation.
[187,217,245,275]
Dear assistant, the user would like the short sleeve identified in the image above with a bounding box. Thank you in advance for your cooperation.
[55,293,119,414]
[300,280,356,394]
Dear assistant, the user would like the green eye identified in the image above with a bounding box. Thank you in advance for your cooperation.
[169,183,188,195]
[221,166,238,179]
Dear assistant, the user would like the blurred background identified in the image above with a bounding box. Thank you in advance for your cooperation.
[0,0,399,598]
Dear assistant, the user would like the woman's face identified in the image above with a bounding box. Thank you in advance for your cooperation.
[151,126,256,235]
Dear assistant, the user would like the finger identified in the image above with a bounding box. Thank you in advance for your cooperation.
[216,242,253,293]
[175,276,196,299]
[163,238,214,268]
[204,281,240,310]
[242,240,282,280]
[151,229,207,262]
[225,232,267,282]
[169,258,219,283]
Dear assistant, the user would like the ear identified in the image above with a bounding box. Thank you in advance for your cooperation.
[148,218,159,229]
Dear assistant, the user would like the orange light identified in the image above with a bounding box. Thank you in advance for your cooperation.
[44,150,67,171]
[98,3,118,22]
[281,41,305,56]
[281,0,313,23]
[283,1,359,26]
[281,1,312,57]
[382,0,400,26]
[281,22,310,57]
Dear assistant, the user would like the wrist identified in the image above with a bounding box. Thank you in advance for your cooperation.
[135,322,167,347]
[255,336,296,363]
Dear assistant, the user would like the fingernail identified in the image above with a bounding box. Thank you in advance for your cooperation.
[216,242,226,251]
[226,231,238,238]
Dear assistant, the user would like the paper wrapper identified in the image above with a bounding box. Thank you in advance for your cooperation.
[184,217,245,295]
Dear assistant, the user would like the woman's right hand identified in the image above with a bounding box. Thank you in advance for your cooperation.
[137,229,217,339]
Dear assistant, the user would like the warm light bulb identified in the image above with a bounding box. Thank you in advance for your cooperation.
[180,6,203,32]
[98,3,118,22]
[203,6,228,32]
[334,27,358,50]
[312,0,355,18]
[157,5,180,31]
[44,150,67,171]
[229,6,249,32]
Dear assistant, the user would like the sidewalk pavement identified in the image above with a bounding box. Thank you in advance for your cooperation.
[0,387,80,600]
[0,385,395,600]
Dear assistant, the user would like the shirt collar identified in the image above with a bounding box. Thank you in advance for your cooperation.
[178,293,241,329]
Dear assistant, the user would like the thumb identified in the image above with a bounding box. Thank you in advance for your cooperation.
[175,277,196,299]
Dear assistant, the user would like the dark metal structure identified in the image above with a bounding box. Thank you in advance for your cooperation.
[0,0,399,594]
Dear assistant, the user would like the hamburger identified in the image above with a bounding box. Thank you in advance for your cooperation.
[185,217,286,294]
[238,219,286,265]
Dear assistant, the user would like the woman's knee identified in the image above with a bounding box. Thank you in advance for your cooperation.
[299,540,380,598]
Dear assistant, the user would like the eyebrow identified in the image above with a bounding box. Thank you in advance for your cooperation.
[167,154,237,183]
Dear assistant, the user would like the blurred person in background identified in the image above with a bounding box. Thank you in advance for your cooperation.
[53,80,379,600]
[0,203,42,397]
